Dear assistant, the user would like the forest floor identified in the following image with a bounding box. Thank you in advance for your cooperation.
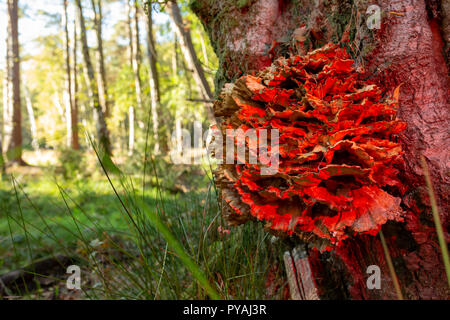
[0,150,288,300]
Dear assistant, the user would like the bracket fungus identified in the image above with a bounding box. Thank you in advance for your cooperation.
[214,43,407,251]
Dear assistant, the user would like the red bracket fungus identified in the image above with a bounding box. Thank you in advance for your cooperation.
[214,43,407,251]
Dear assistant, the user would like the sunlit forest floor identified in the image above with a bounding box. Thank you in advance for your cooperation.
[0,150,287,299]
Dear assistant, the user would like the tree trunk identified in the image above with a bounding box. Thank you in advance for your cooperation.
[128,106,135,155]
[24,85,38,151]
[175,110,182,155]
[198,31,209,69]
[192,0,450,299]
[0,94,4,173]
[62,0,74,149]
[91,0,109,118]
[0,71,4,173]
[145,5,161,154]
[3,22,13,155]
[167,0,215,124]
[7,0,24,164]
[128,0,143,112]
[71,11,80,150]
[0,136,4,177]
[126,0,134,68]
[75,0,111,156]
[52,88,65,121]
[172,32,178,78]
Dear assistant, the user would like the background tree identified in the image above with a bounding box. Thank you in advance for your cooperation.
[0,138,4,177]
[23,83,38,151]
[129,0,143,112]
[71,7,80,150]
[62,0,74,149]
[167,0,215,124]
[144,3,162,154]
[91,0,110,118]
[0,93,4,174]
[125,0,139,154]
[3,20,13,156]
[6,0,24,164]
[75,0,111,156]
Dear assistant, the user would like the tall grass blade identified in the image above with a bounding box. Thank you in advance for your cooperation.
[420,156,450,288]
[379,229,404,300]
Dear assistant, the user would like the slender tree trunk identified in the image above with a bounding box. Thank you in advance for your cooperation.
[145,6,161,154]
[75,0,111,155]
[199,31,209,68]
[179,48,193,105]
[91,0,109,117]
[172,33,178,79]
[126,0,134,67]
[24,86,38,151]
[166,0,215,124]
[7,0,23,164]
[171,31,183,154]
[52,88,65,120]
[0,109,3,174]
[64,88,73,148]
[62,0,74,149]
[175,108,182,156]
[133,0,142,110]
[127,0,143,112]
[3,23,12,154]
[71,12,80,150]
[0,74,4,173]
[192,0,450,299]
[128,106,134,155]
[1,56,6,173]
[0,134,4,177]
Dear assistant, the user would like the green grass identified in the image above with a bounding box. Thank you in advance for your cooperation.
[0,174,134,273]
[0,157,286,299]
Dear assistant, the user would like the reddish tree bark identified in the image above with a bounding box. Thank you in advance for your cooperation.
[7,0,24,164]
[192,0,449,299]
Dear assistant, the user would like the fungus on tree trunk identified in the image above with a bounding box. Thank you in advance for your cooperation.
[215,43,406,251]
